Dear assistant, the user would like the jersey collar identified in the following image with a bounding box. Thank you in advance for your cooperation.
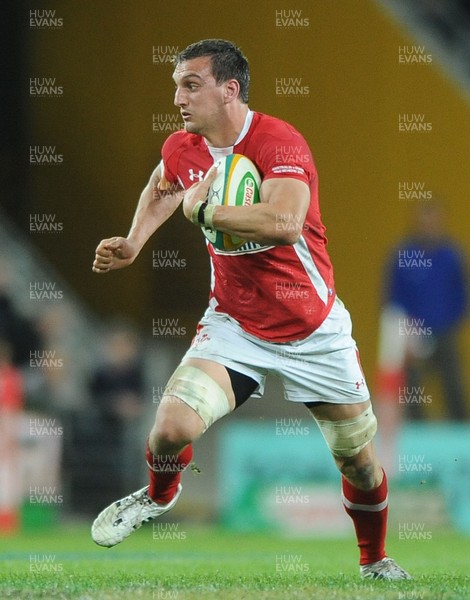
[206,110,254,161]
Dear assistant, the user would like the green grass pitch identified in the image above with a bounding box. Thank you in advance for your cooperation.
[0,525,469,599]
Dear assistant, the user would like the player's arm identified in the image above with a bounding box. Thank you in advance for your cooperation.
[93,162,184,273]
[213,177,310,245]
[182,169,309,246]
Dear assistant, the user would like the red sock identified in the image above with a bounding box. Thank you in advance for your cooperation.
[146,441,193,504]
[342,469,388,565]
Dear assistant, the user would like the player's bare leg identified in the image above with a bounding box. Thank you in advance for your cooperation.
[145,358,237,503]
[307,401,411,580]
[308,401,382,489]
[149,358,236,456]
[91,358,236,547]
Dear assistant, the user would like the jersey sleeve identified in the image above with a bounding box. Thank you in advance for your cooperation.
[254,121,316,186]
[161,132,185,185]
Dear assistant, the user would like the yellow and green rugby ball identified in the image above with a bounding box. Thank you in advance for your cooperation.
[202,154,261,252]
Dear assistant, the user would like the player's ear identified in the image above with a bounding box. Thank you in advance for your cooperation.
[224,79,240,104]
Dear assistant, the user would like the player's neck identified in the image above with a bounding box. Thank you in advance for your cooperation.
[204,104,250,149]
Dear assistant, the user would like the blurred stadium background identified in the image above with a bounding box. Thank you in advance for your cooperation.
[1,0,470,549]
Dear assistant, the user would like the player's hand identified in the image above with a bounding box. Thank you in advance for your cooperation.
[92,237,138,273]
[182,166,217,222]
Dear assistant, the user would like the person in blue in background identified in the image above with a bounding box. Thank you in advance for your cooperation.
[383,201,468,421]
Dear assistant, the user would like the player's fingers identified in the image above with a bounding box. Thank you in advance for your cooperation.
[103,237,124,251]
[92,264,110,274]
[94,250,113,262]
[95,248,112,259]
[204,166,218,183]
[93,253,113,270]
[93,238,121,273]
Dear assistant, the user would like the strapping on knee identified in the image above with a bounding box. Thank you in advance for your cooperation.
[314,407,377,457]
[163,365,231,430]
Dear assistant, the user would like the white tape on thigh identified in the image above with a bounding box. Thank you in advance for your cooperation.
[163,365,230,430]
[314,407,377,457]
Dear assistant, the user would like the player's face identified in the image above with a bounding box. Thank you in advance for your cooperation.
[173,56,227,137]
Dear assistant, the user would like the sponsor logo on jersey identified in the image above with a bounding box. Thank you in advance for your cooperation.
[271,165,305,175]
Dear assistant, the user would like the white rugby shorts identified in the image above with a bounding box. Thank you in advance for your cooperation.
[183,296,370,404]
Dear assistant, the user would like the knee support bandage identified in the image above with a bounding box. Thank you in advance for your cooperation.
[163,365,231,430]
[314,407,377,457]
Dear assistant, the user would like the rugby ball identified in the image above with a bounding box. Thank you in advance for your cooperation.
[202,154,261,252]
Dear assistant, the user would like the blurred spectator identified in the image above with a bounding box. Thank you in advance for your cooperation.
[378,202,468,422]
[0,339,23,532]
[0,290,42,369]
[32,304,86,413]
[87,322,146,502]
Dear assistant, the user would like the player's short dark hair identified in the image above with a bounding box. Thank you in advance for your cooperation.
[174,39,250,103]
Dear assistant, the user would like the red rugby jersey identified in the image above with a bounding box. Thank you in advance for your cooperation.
[161,111,336,342]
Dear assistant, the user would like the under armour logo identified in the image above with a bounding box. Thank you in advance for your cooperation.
[355,379,365,389]
[188,168,204,182]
